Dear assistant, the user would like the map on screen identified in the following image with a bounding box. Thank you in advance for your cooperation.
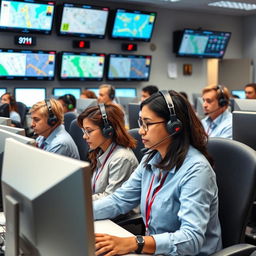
[179,35,208,54]
[108,55,151,80]
[0,0,54,32]
[60,6,108,36]
[112,10,156,40]
[0,51,55,79]
[60,53,105,80]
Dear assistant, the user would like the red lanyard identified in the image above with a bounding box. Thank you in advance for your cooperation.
[145,172,169,232]
[92,144,117,193]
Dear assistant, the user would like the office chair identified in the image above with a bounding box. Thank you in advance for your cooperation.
[207,138,256,256]
[69,119,89,161]
[128,128,144,162]
[16,101,28,127]
[63,112,77,132]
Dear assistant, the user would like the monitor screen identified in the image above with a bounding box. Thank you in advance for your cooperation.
[2,138,94,255]
[111,8,156,42]
[233,111,256,151]
[233,99,256,112]
[52,88,81,99]
[107,54,151,81]
[231,90,246,99]
[116,88,137,97]
[128,103,140,129]
[173,29,231,58]
[0,0,55,34]
[86,88,99,97]
[14,88,46,108]
[59,52,105,81]
[58,3,109,38]
[0,88,6,97]
[0,49,56,80]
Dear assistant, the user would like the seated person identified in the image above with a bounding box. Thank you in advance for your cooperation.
[0,93,21,123]
[58,94,77,114]
[93,90,222,255]
[30,99,80,159]
[244,83,256,99]
[140,85,159,102]
[201,85,232,139]
[77,103,138,200]
[80,89,97,99]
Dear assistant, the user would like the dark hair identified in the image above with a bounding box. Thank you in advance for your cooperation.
[179,91,188,100]
[141,90,213,171]
[1,93,18,112]
[58,94,76,109]
[81,89,97,99]
[244,83,256,92]
[77,103,136,170]
[142,85,159,96]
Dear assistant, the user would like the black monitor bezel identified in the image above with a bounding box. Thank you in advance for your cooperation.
[57,2,109,39]
[106,53,152,81]
[0,0,56,35]
[109,8,157,42]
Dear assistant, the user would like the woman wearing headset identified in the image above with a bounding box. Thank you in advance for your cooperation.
[77,103,138,201]
[93,90,222,256]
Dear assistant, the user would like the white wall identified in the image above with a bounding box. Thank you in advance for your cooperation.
[0,0,244,100]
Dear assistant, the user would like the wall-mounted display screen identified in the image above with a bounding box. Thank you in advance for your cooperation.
[59,52,105,81]
[116,88,137,97]
[173,29,231,58]
[52,88,81,99]
[231,90,246,99]
[111,8,156,42]
[0,88,7,97]
[14,88,46,107]
[107,54,151,81]
[0,49,56,80]
[58,3,109,38]
[0,0,55,34]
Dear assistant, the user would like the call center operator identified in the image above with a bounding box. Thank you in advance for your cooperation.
[77,103,138,200]
[93,90,222,255]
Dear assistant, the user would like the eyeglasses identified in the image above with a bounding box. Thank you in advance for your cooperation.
[81,128,100,137]
[138,118,165,132]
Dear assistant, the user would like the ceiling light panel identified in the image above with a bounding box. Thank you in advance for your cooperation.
[209,1,256,11]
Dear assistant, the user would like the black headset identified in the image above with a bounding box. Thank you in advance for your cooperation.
[98,103,114,138]
[45,100,58,127]
[65,94,75,110]
[109,86,115,100]
[159,90,182,135]
[216,85,228,107]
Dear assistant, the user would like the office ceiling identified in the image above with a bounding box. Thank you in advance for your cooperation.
[100,0,256,16]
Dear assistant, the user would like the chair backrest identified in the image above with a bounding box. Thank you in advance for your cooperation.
[207,138,256,248]
[69,119,89,161]
[64,112,77,132]
[128,128,144,162]
[16,101,28,127]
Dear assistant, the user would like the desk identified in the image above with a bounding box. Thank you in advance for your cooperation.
[94,219,150,256]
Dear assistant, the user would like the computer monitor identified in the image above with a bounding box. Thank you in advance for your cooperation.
[195,97,205,120]
[233,99,256,112]
[0,125,25,136]
[0,88,6,97]
[128,103,140,129]
[14,88,46,108]
[233,111,256,151]
[115,88,137,98]
[0,117,11,126]
[52,88,81,99]
[231,90,246,99]
[76,98,98,114]
[86,88,99,97]
[2,138,94,256]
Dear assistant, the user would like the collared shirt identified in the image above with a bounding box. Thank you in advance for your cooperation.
[201,109,232,139]
[10,111,21,123]
[92,143,138,201]
[36,125,80,160]
[94,146,222,256]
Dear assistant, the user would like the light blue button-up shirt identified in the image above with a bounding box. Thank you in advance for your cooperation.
[201,109,232,139]
[94,146,222,256]
[36,124,80,160]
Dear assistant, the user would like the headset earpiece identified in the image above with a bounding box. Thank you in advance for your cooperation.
[159,90,182,135]
[99,103,114,138]
[45,100,58,127]
[65,94,74,110]
[216,85,228,107]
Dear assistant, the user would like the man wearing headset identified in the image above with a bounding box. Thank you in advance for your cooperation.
[201,84,232,139]
[30,98,80,159]
[58,94,77,114]
[244,83,256,99]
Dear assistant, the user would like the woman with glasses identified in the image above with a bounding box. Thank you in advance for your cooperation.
[94,90,222,255]
[77,103,138,201]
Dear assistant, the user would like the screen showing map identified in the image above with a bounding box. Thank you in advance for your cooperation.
[111,9,156,41]
[59,3,109,38]
[0,49,56,80]
[177,29,231,58]
[0,0,55,34]
[60,52,105,80]
[52,88,81,99]
[107,54,151,81]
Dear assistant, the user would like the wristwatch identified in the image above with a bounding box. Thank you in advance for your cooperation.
[135,235,145,254]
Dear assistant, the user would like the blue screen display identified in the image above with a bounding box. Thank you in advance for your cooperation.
[116,88,137,97]
[0,88,7,97]
[53,88,81,99]
[231,90,246,99]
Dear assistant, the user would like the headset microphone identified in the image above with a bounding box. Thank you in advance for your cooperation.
[204,107,221,116]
